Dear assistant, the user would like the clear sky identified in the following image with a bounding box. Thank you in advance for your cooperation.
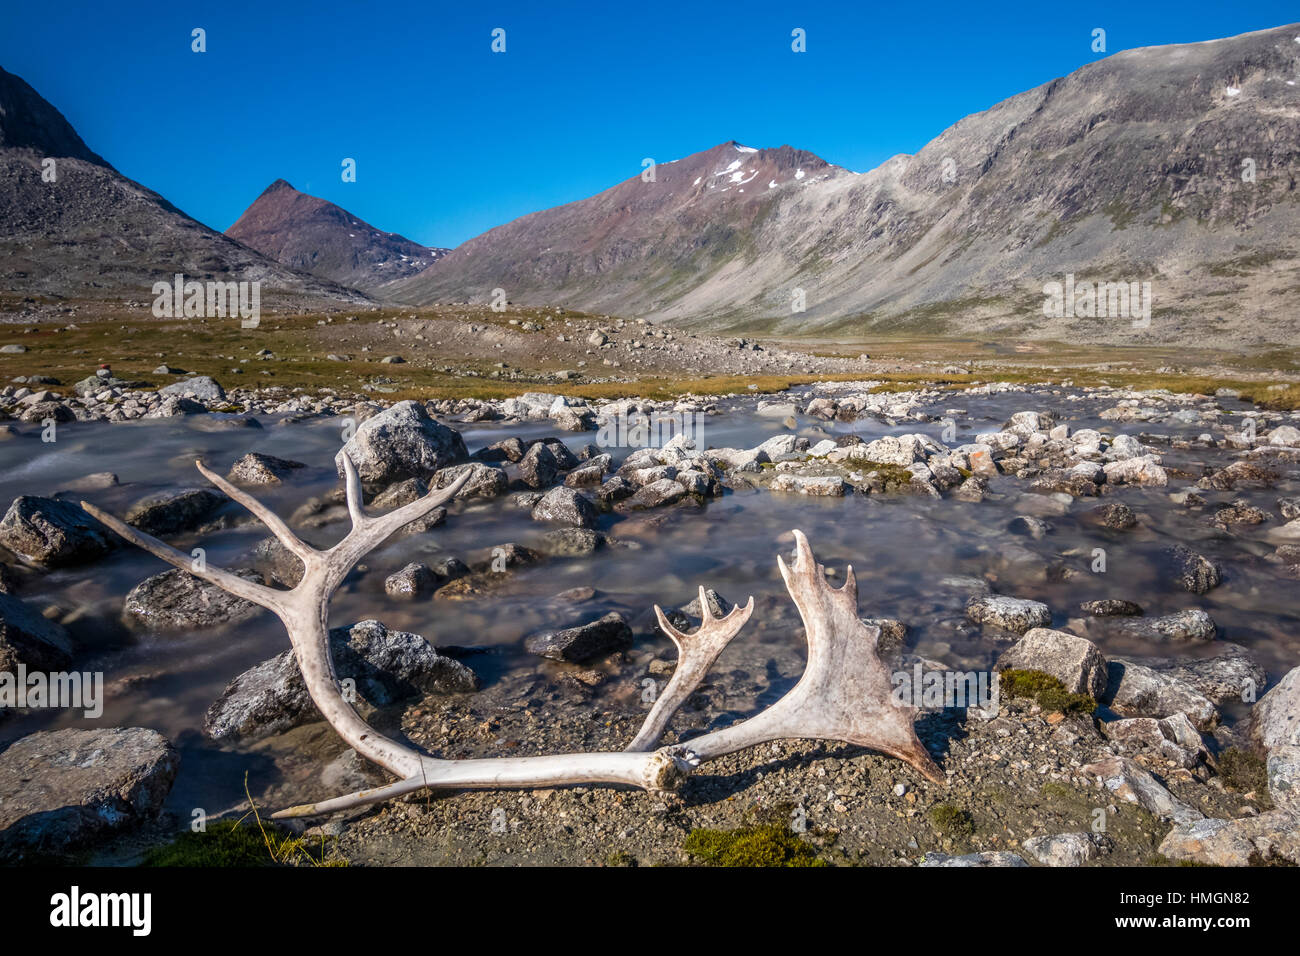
[2,1,1296,248]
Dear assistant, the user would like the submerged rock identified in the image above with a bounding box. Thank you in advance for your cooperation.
[226,453,306,485]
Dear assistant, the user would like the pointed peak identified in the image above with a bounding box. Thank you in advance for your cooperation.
[261,178,297,196]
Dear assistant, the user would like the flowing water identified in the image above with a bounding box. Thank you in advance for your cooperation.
[2,387,1297,821]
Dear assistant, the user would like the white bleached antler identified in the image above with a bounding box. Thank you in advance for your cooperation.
[85,456,941,818]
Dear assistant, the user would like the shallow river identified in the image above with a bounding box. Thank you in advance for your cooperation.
[1,386,1296,823]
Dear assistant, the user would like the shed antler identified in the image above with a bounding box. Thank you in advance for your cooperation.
[84,456,941,818]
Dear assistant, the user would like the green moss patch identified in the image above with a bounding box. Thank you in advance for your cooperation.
[999,669,1097,716]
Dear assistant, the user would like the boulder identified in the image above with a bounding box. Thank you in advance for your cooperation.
[0,496,118,567]
[1021,832,1102,867]
[1250,665,1300,752]
[0,728,179,861]
[525,611,632,663]
[432,462,509,498]
[965,595,1052,635]
[531,487,598,528]
[159,376,225,402]
[122,568,264,631]
[517,441,559,489]
[124,488,225,536]
[1083,756,1202,824]
[226,453,306,485]
[335,400,468,483]
[1102,660,1218,730]
[204,620,477,741]
[995,628,1107,697]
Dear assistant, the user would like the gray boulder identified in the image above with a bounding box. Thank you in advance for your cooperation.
[158,375,225,401]
[995,628,1107,697]
[965,595,1052,635]
[335,400,468,483]
[124,488,225,536]
[122,568,264,631]
[0,496,117,567]
[204,620,478,741]
[0,728,179,861]
[525,611,632,663]
[226,453,306,485]
[531,487,598,528]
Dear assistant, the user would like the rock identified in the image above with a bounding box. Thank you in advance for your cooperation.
[1083,755,1202,824]
[248,536,305,588]
[0,727,179,861]
[1088,502,1137,530]
[625,478,687,510]
[0,591,74,672]
[1158,811,1300,866]
[473,437,526,463]
[384,563,437,599]
[19,400,75,424]
[1198,460,1277,491]
[1164,546,1222,594]
[204,620,477,741]
[539,528,604,556]
[1110,609,1217,643]
[531,487,598,528]
[226,453,306,485]
[0,496,118,567]
[1102,455,1167,487]
[920,851,1029,867]
[1268,425,1300,446]
[124,487,225,536]
[122,568,264,631]
[525,611,632,663]
[1079,599,1143,617]
[769,474,846,496]
[1103,661,1218,730]
[965,595,1051,635]
[517,441,559,489]
[1126,643,1263,706]
[432,462,509,499]
[158,375,225,401]
[1021,832,1101,867]
[57,472,119,493]
[1008,515,1051,538]
[1267,745,1300,809]
[335,400,468,483]
[0,344,28,353]
[432,556,471,580]
[1102,713,1207,768]
[995,628,1107,697]
[143,395,207,418]
[1250,665,1300,751]
[856,434,930,467]
[862,617,907,654]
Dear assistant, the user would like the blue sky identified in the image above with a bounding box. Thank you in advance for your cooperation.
[2,1,1295,248]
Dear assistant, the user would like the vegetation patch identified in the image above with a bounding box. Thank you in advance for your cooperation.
[682,824,828,867]
[999,669,1097,716]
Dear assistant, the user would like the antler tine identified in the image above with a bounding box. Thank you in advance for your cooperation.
[339,451,369,527]
[195,459,316,563]
[78,500,289,615]
[627,591,756,752]
[664,529,944,784]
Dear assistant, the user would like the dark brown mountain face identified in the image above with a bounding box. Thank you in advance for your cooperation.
[390,24,1300,347]
[227,180,447,291]
[0,67,363,311]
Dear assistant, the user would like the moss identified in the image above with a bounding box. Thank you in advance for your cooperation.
[682,824,828,867]
[928,804,975,838]
[141,820,291,867]
[1039,781,1073,801]
[606,850,637,868]
[1217,747,1270,803]
[999,669,1097,716]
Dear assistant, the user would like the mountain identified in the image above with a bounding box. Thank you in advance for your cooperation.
[389,24,1300,346]
[0,66,364,309]
[226,180,447,291]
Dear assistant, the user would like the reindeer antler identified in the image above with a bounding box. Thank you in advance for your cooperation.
[84,456,942,818]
